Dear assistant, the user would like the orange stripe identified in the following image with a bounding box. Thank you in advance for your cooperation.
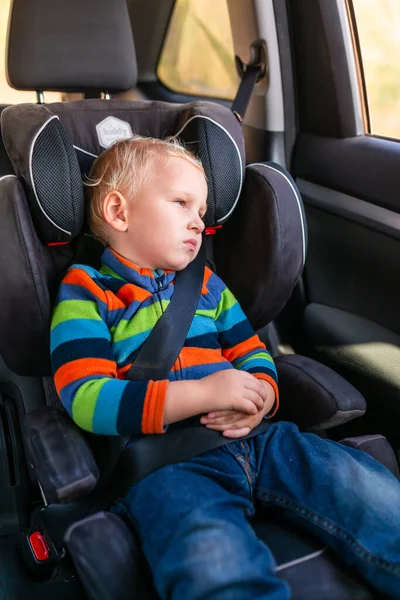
[117,363,131,379]
[63,268,106,304]
[201,266,213,295]
[223,335,265,363]
[142,381,156,434]
[254,373,280,418]
[141,383,150,433]
[153,380,168,433]
[116,283,151,305]
[54,358,116,392]
[141,380,168,434]
[110,249,154,276]
[176,347,224,370]
[105,290,126,310]
[110,248,175,277]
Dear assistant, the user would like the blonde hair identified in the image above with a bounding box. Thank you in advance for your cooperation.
[85,135,205,245]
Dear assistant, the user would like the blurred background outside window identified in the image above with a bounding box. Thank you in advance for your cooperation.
[158,0,238,100]
[352,0,400,139]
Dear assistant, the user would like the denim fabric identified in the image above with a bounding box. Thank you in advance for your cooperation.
[112,421,400,599]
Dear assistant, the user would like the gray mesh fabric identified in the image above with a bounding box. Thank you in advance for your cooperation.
[32,119,84,239]
[174,116,242,225]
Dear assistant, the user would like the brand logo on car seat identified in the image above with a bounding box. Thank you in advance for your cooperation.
[96,116,133,148]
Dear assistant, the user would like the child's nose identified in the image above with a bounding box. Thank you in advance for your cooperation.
[190,215,205,233]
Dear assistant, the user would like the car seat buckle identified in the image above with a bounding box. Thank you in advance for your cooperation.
[29,531,49,561]
[19,528,64,580]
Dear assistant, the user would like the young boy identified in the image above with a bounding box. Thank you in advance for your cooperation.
[51,136,400,599]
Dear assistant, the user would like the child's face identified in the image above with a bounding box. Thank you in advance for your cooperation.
[123,156,208,270]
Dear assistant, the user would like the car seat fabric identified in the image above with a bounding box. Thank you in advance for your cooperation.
[216,162,307,328]
[2,104,84,244]
[7,0,137,94]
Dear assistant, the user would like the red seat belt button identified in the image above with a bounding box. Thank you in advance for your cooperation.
[29,531,50,561]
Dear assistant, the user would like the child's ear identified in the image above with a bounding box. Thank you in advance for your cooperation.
[103,191,128,232]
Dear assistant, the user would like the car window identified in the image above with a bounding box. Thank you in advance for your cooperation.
[0,0,62,103]
[351,0,400,139]
[157,0,238,100]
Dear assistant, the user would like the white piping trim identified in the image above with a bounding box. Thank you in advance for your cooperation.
[275,547,326,573]
[247,163,306,266]
[29,115,71,236]
[0,174,17,182]
[73,145,98,158]
[172,115,243,223]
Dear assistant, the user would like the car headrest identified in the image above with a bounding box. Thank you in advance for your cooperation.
[7,0,137,93]
[1,100,245,244]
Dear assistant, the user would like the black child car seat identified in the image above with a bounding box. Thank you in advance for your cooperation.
[0,1,398,599]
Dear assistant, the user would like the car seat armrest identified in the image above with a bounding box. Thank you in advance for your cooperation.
[274,355,366,431]
[24,407,100,504]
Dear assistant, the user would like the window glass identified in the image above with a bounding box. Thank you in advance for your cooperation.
[157,0,238,100]
[352,0,400,138]
[0,0,62,103]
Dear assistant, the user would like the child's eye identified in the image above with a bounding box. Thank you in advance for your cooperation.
[175,199,186,207]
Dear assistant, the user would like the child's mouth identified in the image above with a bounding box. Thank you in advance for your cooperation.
[184,239,197,250]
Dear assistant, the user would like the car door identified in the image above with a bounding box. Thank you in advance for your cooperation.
[282,0,400,436]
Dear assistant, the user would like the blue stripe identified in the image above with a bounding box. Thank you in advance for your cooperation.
[51,319,111,353]
[207,272,225,303]
[247,366,278,381]
[219,320,254,349]
[52,338,114,372]
[56,282,105,305]
[215,302,245,333]
[92,379,129,434]
[113,329,153,364]
[184,331,220,349]
[187,316,217,338]
[170,361,233,381]
[117,381,149,436]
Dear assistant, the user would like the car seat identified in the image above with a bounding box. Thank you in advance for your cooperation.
[0,1,398,600]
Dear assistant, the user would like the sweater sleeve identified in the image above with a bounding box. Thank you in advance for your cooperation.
[50,267,168,436]
[210,272,279,417]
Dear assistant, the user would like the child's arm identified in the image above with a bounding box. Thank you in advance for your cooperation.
[207,272,279,422]
[51,266,172,436]
[164,369,266,425]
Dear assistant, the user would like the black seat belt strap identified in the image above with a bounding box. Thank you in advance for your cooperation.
[125,242,205,382]
[232,39,268,123]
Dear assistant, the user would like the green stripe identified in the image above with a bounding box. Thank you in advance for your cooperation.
[113,299,169,342]
[235,351,274,369]
[99,264,126,281]
[215,287,237,319]
[72,378,108,432]
[51,299,102,329]
[195,308,217,318]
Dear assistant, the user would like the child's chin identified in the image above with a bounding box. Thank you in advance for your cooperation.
[170,258,192,271]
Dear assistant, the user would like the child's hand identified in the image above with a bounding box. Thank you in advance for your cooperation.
[200,380,275,438]
[199,370,267,415]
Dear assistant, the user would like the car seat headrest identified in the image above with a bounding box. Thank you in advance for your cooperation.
[7,0,137,94]
[1,104,84,244]
[1,100,245,244]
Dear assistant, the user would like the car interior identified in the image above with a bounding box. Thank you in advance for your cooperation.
[0,0,399,599]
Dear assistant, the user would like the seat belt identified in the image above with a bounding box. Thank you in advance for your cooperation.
[232,39,268,123]
[94,240,269,503]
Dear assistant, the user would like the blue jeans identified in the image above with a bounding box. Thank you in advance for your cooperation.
[112,421,400,599]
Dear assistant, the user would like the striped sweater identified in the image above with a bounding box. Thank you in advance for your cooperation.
[50,247,279,436]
